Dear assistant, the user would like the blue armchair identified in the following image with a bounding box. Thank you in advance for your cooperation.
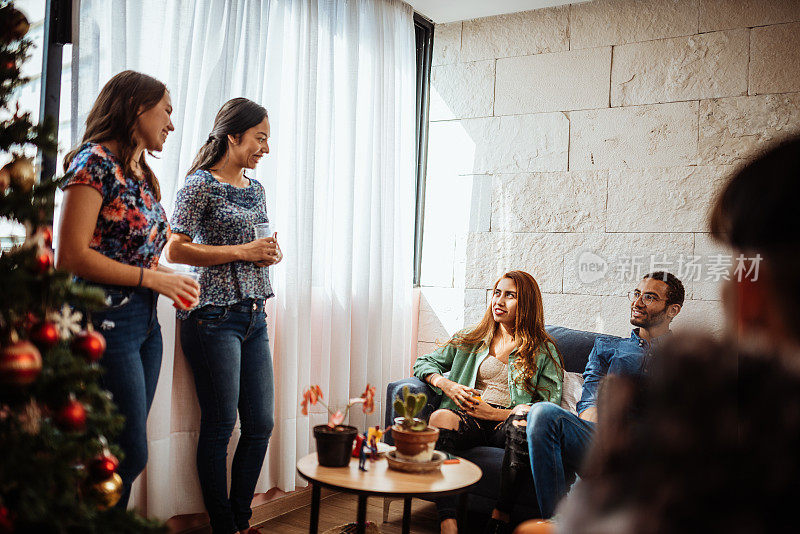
[384,325,618,522]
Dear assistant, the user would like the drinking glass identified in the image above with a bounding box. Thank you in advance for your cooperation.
[172,270,199,309]
[254,222,271,240]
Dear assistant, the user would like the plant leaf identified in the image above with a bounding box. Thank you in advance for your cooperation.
[393,398,405,418]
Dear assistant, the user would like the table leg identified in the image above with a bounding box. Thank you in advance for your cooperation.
[309,484,320,534]
[456,493,467,532]
[402,497,412,534]
[356,495,368,534]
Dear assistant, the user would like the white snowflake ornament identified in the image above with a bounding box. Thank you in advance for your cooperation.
[48,304,83,340]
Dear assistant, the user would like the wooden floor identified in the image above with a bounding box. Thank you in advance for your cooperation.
[253,493,440,534]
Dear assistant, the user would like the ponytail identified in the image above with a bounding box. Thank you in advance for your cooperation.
[187,135,227,176]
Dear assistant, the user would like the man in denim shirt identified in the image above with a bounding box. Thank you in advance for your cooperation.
[524,271,684,518]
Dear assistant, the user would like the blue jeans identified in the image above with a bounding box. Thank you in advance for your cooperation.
[90,286,163,509]
[527,402,595,518]
[180,299,275,534]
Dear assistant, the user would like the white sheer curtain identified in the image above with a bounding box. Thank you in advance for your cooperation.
[71,0,416,520]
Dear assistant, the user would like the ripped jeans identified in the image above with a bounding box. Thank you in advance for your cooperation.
[433,408,532,521]
[90,286,163,509]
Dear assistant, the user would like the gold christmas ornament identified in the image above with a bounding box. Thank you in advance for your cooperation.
[5,157,35,193]
[88,473,123,510]
[0,166,9,193]
[5,8,30,41]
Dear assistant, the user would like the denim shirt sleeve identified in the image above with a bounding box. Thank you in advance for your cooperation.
[576,338,611,415]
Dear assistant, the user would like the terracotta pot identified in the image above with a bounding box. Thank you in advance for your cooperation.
[391,418,439,462]
[313,424,357,467]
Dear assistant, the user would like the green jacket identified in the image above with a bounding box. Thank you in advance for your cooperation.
[413,337,563,412]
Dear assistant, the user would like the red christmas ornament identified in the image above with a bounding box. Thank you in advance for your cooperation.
[40,226,53,248]
[30,321,59,350]
[55,397,87,432]
[88,453,119,480]
[0,339,42,386]
[72,330,106,362]
[0,504,13,534]
[33,250,53,274]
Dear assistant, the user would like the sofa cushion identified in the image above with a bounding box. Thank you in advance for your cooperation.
[560,371,584,415]
[546,325,619,374]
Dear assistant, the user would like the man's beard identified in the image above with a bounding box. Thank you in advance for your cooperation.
[631,307,667,328]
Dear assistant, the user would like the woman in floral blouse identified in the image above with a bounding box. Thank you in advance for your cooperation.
[56,70,200,508]
[164,98,281,534]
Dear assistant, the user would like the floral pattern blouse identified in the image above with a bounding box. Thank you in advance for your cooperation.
[61,143,170,271]
[170,169,274,319]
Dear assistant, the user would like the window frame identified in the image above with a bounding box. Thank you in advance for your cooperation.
[412,12,433,287]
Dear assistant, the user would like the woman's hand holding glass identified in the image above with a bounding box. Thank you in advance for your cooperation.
[144,270,201,310]
[239,234,282,266]
[466,397,504,420]
[439,378,481,410]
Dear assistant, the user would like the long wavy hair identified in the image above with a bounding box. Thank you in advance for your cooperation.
[187,97,268,176]
[63,70,167,200]
[451,270,563,397]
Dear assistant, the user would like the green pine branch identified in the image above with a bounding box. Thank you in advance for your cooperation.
[0,112,58,153]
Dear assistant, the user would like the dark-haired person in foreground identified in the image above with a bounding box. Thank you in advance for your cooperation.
[523,271,684,519]
[539,136,800,534]
[164,98,282,534]
[554,334,800,534]
[707,135,800,349]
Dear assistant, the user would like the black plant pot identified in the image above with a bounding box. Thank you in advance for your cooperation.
[313,424,358,467]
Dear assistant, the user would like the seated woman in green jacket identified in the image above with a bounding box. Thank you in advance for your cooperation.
[413,270,563,534]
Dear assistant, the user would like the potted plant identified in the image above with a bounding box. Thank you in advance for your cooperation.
[391,386,439,462]
[301,384,376,467]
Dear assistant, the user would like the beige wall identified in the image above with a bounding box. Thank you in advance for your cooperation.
[418,0,800,353]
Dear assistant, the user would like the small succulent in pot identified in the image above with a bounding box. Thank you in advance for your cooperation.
[393,386,428,431]
[391,386,439,463]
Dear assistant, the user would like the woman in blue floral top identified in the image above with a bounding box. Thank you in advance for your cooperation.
[165,98,281,534]
[56,71,200,508]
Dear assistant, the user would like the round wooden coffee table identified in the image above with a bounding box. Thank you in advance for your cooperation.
[297,452,482,534]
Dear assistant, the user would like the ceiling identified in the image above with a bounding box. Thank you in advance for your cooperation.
[406,0,589,23]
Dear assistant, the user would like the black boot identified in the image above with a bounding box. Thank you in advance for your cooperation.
[483,517,512,534]
[435,427,460,452]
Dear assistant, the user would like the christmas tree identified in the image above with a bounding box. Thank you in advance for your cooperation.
[0,3,164,531]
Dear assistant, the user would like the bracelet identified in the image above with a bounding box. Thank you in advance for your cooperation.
[137,266,144,288]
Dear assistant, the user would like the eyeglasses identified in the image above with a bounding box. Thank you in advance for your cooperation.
[627,290,664,306]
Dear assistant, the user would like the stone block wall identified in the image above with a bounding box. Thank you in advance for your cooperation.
[418,0,800,354]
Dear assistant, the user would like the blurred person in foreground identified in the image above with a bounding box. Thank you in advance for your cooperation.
[707,135,800,350]
[532,136,800,534]
[553,334,800,534]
